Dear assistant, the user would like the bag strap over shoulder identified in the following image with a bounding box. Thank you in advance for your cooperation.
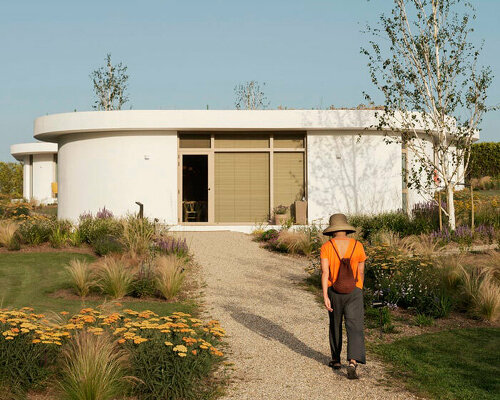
[329,239,359,282]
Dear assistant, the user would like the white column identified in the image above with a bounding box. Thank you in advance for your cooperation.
[23,155,32,200]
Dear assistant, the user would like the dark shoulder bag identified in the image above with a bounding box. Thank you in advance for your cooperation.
[330,239,358,294]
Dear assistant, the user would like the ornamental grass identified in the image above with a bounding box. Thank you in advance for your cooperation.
[0,220,19,247]
[58,331,130,400]
[65,259,94,297]
[0,307,225,399]
[121,215,156,257]
[95,257,134,299]
[154,255,186,300]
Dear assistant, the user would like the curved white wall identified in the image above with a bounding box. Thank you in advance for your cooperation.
[307,131,403,223]
[58,131,177,223]
[10,142,58,204]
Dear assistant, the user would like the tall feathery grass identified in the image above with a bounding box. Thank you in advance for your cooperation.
[66,259,94,297]
[0,220,19,247]
[58,331,131,400]
[96,257,133,299]
[435,252,500,322]
[121,216,155,256]
[154,255,186,300]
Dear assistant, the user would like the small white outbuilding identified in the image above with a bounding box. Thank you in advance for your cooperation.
[10,142,58,205]
[20,109,441,230]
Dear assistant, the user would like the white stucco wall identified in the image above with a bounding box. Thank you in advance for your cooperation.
[307,131,403,224]
[57,131,178,223]
[22,155,32,200]
[32,153,56,204]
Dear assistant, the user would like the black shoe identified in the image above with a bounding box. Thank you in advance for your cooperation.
[328,360,342,370]
[347,362,358,379]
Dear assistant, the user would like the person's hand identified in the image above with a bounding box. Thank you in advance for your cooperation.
[324,296,333,312]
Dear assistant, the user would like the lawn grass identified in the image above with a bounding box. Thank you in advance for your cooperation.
[372,328,500,400]
[0,252,196,316]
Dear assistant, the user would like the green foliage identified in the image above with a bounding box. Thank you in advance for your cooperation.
[0,201,31,219]
[7,234,21,251]
[91,53,129,111]
[469,142,500,179]
[365,246,446,317]
[349,212,429,241]
[365,307,397,333]
[373,328,500,400]
[130,261,157,298]
[78,215,123,246]
[93,234,124,256]
[18,218,55,245]
[0,325,57,396]
[413,313,434,327]
[0,162,23,198]
[127,323,223,399]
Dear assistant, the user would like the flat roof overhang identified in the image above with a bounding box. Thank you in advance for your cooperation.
[10,142,58,161]
[33,109,476,143]
[33,110,388,142]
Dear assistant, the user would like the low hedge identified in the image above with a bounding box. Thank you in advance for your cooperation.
[468,142,500,179]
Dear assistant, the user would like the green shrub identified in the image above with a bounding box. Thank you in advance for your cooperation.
[0,162,23,198]
[58,332,130,400]
[78,215,123,246]
[127,320,224,400]
[68,229,83,247]
[0,321,57,395]
[365,246,444,316]
[96,257,134,299]
[260,229,279,242]
[130,261,157,298]
[18,218,54,245]
[468,142,500,179]
[92,234,124,256]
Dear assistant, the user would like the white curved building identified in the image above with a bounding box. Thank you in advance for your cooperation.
[29,110,438,229]
[10,142,58,204]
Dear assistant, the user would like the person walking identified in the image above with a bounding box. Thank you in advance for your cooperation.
[320,213,367,379]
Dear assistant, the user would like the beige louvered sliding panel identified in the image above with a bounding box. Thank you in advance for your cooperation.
[274,152,305,209]
[215,153,269,223]
[274,134,305,149]
[214,134,269,148]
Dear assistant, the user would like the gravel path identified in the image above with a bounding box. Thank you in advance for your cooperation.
[177,231,416,400]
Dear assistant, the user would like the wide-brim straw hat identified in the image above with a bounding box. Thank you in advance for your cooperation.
[323,213,356,236]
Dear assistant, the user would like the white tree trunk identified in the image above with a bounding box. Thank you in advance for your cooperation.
[446,184,456,231]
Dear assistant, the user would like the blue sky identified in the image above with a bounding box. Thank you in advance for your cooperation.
[0,0,498,161]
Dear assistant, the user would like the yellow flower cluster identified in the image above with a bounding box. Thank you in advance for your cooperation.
[0,307,70,345]
[1,307,225,359]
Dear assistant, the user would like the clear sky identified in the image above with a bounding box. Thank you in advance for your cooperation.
[0,0,498,161]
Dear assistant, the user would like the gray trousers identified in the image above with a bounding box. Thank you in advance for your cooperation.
[328,286,366,364]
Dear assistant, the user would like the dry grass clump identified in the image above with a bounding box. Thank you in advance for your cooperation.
[95,256,134,299]
[65,259,94,297]
[58,331,131,400]
[435,253,500,322]
[277,230,312,255]
[372,229,413,255]
[0,220,19,247]
[405,233,444,258]
[154,255,186,300]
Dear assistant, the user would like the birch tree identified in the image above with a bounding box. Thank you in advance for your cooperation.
[234,81,270,110]
[362,0,495,230]
[90,53,129,110]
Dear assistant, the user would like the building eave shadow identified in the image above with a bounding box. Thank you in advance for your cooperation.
[223,304,331,366]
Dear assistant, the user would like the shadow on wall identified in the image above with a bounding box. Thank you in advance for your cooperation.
[308,132,402,223]
[224,304,330,366]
